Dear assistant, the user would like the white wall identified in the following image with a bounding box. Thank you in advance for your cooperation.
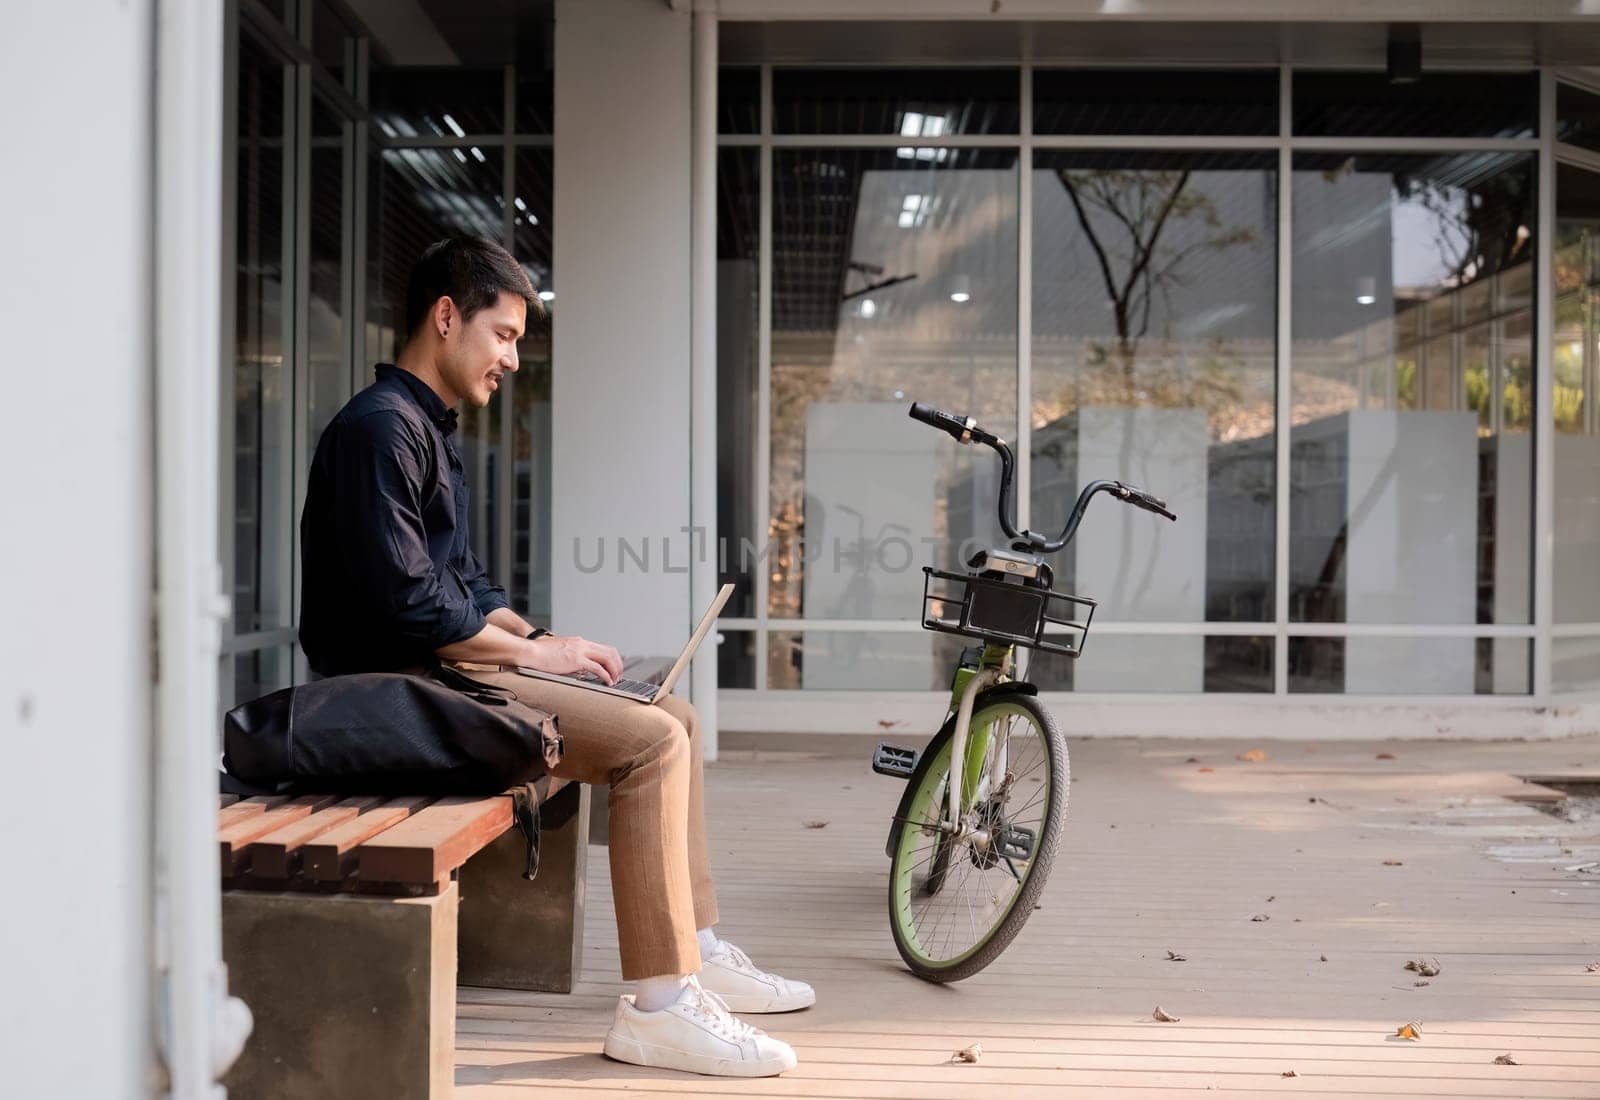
[0,0,154,1093]
[553,0,695,658]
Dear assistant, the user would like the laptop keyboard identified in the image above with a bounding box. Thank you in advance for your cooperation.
[572,671,658,696]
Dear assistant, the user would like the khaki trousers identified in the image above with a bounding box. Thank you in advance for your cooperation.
[470,668,717,980]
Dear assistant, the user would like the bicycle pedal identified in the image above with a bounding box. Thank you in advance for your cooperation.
[997,825,1035,860]
[872,742,919,779]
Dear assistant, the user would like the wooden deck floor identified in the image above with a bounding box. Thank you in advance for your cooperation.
[456,734,1600,1098]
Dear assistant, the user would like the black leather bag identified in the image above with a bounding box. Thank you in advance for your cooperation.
[222,665,562,796]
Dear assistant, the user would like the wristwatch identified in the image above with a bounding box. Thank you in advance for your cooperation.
[526,628,550,641]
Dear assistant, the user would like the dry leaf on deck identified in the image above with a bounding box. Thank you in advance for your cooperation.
[1404,958,1441,977]
[1251,913,1271,922]
[1281,1070,1298,1078]
[1584,962,1600,972]
[1414,980,1430,987]
[1493,1054,1518,1065]
[949,1043,982,1064]
[1165,950,1187,962]
[1376,752,1396,760]
[1395,1022,1422,1040]
[1237,748,1268,763]
[1198,767,1215,774]
[1152,1006,1181,1022]
[802,820,828,829]
[1319,954,1328,962]
[1383,859,1404,866]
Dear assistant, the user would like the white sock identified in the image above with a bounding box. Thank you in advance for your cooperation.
[633,974,690,1012]
[697,927,720,957]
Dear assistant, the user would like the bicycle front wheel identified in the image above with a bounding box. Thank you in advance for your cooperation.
[887,693,1067,982]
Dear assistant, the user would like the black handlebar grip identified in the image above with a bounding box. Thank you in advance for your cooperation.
[908,402,973,443]
[1115,482,1178,521]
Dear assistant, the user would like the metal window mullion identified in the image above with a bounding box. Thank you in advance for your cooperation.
[220,0,240,650]
[497,63,516,589]
[1274,64,1292,696]
[1535,69,1557,701]
[754,62,772,692]
[288,19,312,688]
[1016,55,1032,541]
[348,34,369,397]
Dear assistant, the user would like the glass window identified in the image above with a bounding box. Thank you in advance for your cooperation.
[767,631,962,691]
[1031,151,1278,643]
[1288,636,1530,695]
[1292,71,1536,139]
[769,147,1018,687]
[371,68,503,139]
[772,68,1019,135]
[1289,153,1535,628]
[717,147,760,620]
[768,146,1018,691]
[1556,82,1600,155]
[1553,636,1600,693]
[308,94,348,464]
[718,630,757,690]
[234,30,293,636]
[513,148,554,622]
[312,0,355,88]
[1034,70,1277,136]
[233,646,291,709]
[515,26,555,134]
[720,67,760,134]
[372,147,505,347]
[1554,163,1600,624]
[1030,635,1273,693]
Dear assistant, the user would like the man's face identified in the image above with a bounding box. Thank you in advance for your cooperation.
[439,291,526,408]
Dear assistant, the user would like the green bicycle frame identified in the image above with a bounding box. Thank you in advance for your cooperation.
[946,642,1015,822]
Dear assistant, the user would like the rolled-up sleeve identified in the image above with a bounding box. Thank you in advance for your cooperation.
[332,411,486,649]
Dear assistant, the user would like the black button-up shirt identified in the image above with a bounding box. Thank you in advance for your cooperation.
[299,364,509,676]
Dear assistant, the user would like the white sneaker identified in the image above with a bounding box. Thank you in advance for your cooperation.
[603,976,798,1077]
[699,940,817,1014]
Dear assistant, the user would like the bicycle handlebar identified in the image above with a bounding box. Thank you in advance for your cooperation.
[905,401,1177,552]
[908,402,993,446]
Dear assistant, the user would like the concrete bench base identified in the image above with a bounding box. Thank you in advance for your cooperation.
[459,782,590,992]
[222,884,458,1100]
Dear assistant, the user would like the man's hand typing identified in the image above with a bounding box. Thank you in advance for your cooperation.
[522,634,625,686]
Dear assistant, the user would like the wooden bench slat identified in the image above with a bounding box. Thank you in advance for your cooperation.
[247,796,389,879]
[301,796,436,882]
[219,795,339,876]
[355,796,513,884]
[217,794,291,829]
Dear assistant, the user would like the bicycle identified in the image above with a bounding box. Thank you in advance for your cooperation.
[871,401,1177,982]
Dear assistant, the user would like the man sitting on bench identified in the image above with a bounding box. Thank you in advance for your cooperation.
[298,236,812,1079]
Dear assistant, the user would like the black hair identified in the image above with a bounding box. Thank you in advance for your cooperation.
[403,236,542,339]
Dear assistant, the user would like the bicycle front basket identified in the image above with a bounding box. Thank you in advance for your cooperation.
[919,566,1097,657]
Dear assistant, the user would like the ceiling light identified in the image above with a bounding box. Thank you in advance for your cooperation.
[859,298,877,319]
[950,274,972,304]
[1355,275,1377,306]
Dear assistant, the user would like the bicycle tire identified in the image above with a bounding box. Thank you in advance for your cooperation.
[886,692,1068,983]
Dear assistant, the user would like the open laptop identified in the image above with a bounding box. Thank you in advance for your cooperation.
[512,583,735,703]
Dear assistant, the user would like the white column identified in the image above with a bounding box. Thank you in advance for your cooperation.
[156,0,252,1092]
[553,0,694,657]
[1,2,158,1096]
[691,5,720,756]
